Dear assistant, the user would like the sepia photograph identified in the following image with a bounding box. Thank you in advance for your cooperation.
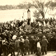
[0,0,56,56]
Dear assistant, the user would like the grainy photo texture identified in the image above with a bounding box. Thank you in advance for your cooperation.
[0,0,56,56]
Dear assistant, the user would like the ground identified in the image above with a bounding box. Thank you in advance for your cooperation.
[25,51,56,56]
[43,51,56,56]
[13,51,56,56]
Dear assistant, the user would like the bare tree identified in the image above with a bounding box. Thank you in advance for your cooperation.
[32,0,51,19]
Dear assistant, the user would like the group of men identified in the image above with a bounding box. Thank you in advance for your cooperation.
[0,17,56,56]
[0,35,48,56]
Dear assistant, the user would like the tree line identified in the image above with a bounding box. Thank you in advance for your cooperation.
[0,1,56,10]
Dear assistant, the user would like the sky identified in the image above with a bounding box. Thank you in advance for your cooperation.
[0,0,55,5]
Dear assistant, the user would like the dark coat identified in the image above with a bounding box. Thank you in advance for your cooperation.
[41,39,48,47]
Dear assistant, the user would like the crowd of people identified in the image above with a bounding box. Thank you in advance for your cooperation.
[0,18,56,56]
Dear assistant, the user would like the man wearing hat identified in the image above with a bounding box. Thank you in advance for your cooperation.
[41,35,48,55]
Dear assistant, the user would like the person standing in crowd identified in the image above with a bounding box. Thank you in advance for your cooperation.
[15,37,20,54]
[29,36,35,54]
[24,36,29,55]
[27,9,31,25]
[0,37,2,56]
[33,36,37,54]
[36,37,41,56]
[20,36,24,56]
[9,39,15,56]
[2,38,8,56]
[41,35,48,55]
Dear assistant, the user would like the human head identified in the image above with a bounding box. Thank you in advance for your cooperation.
[26,36,28,39]
[43,35,46,39]
[20,36,23,39]
[31,36,34,39]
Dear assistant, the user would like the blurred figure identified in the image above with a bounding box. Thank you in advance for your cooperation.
[15,37,20,54]
[20,36,24,56]
[36,37,41,56]
[9,39,15,56]
[24,36,29,55]
[2,38,8,56]
[27,9,31,25]
[41,35,48,55]
[29,36,35,54]
[0,37,2,56]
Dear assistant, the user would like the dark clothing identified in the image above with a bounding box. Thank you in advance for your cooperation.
[29,38,35,53]
[0,40,2,56]
[2,40,8,56]
[15,39,20,52]
[28,19,31,25]
[41,39,48,47]
[49,38,56,51]
[37,47,41,56]
[42,46,47,55]
[24,39,29,52]
[9,41,15,55]
[20,41,24,54]
[41,38,48,55]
